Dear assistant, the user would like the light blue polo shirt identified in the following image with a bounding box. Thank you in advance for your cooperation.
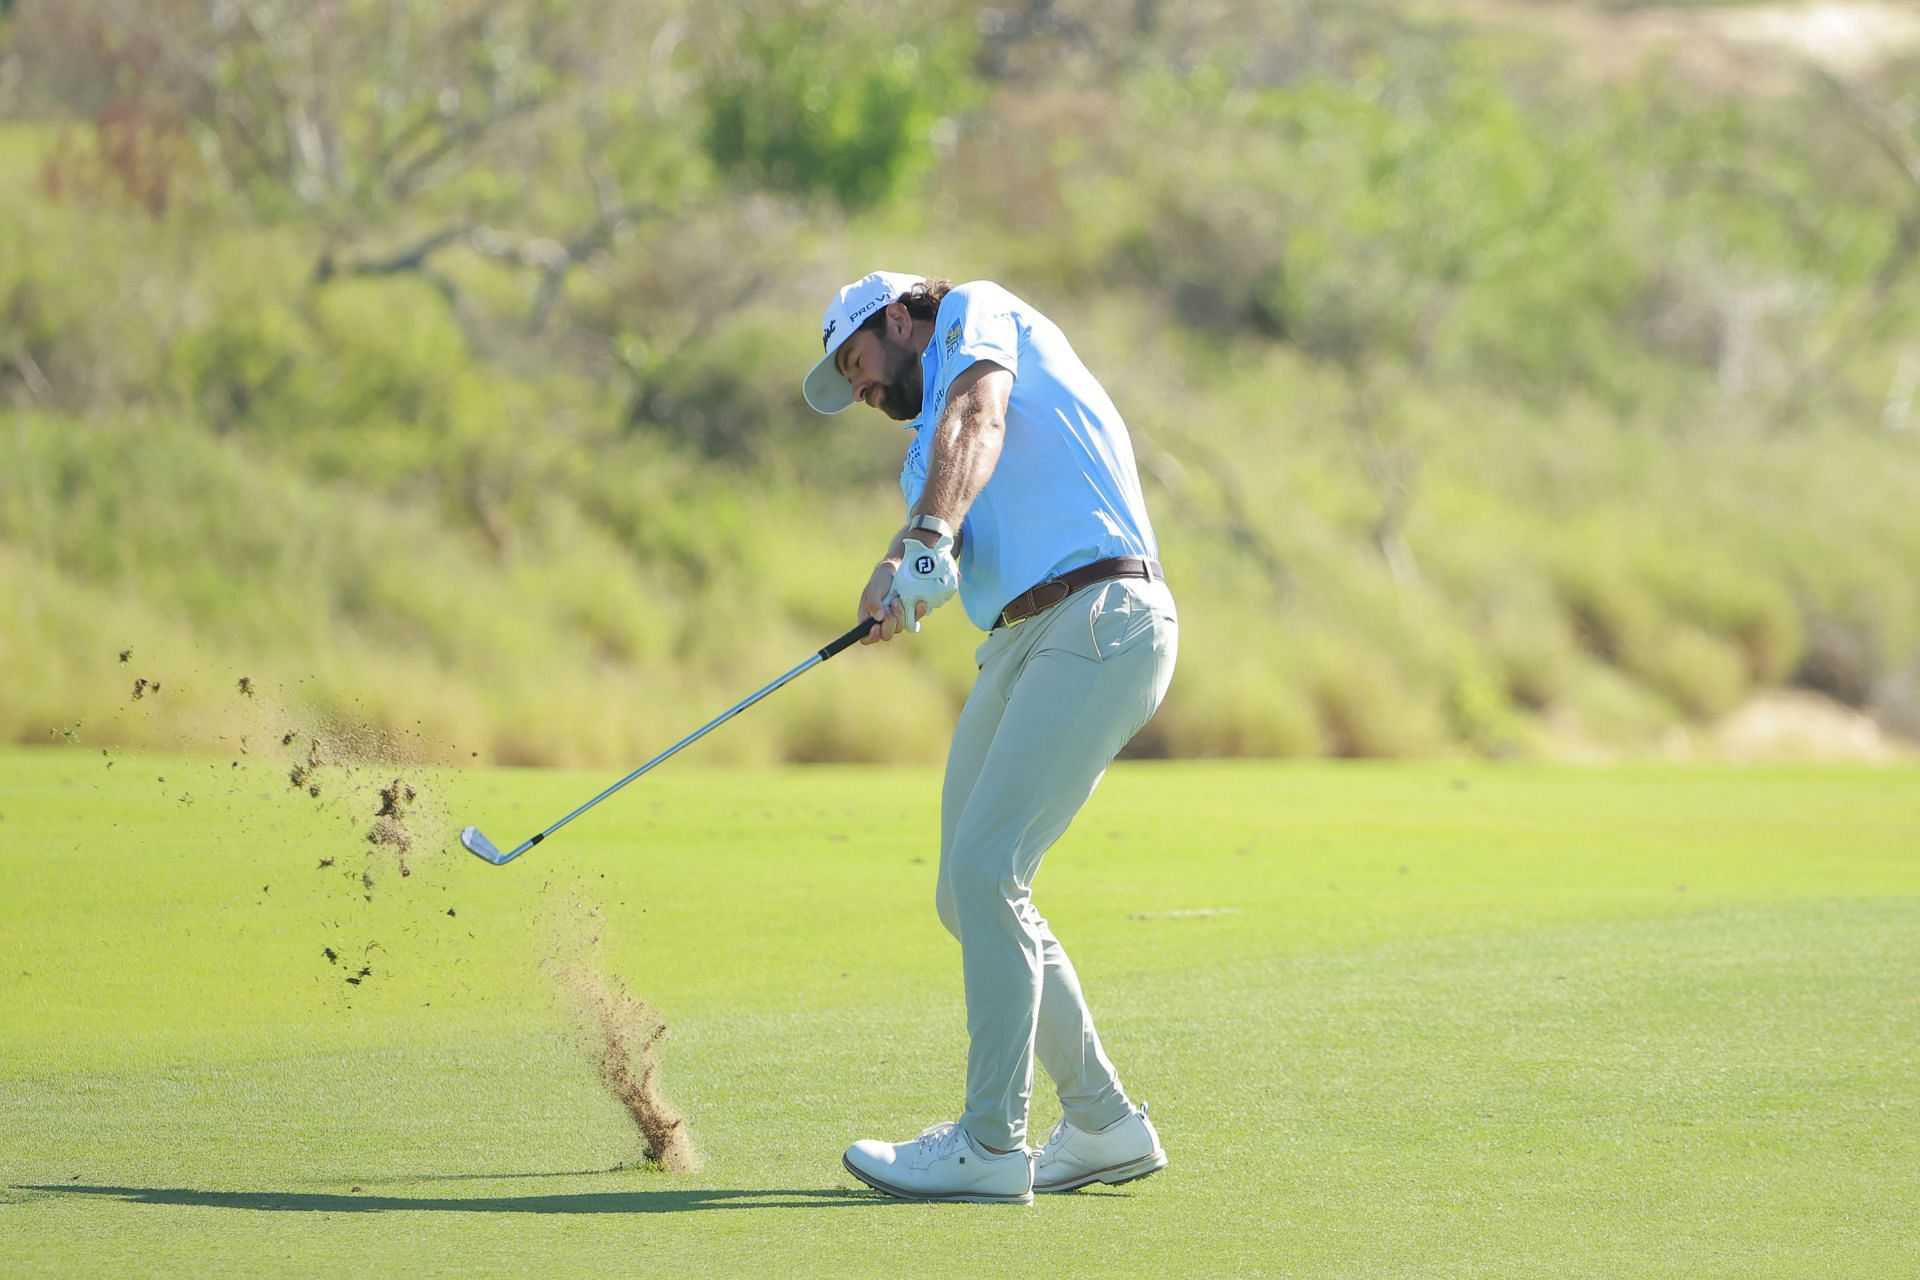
[899,281,1159,631]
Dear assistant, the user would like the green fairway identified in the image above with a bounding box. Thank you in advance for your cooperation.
[2,748,1916,1277]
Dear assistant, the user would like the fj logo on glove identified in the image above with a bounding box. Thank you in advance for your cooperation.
[916,555,935,575]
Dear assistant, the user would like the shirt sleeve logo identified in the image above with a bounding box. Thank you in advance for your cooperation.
[944,321,962,357]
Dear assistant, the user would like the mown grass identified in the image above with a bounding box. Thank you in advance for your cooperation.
[3,748,1915,1277]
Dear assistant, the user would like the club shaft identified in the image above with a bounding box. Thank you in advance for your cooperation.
[503,620,870,859]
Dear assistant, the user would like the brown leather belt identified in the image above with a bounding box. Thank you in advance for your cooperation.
[995,556,1164,630]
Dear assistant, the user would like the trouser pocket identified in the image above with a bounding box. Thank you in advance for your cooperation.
[1080,579,1175,664]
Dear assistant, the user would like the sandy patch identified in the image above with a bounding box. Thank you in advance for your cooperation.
[1706,688,1916,762]
[1442,0,1920,90]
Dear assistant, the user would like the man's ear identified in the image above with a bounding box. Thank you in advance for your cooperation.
[887,299,913,340]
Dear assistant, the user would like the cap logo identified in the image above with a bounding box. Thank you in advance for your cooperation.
[822,318,837,350]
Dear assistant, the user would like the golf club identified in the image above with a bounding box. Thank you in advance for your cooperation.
[461,618,873,865]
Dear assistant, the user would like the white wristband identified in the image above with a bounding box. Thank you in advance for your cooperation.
[905,514,955,541]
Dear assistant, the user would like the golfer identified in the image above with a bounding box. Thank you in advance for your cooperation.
[802,272,1178,1204]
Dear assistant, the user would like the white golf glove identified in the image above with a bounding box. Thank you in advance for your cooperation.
[885,534,960,633]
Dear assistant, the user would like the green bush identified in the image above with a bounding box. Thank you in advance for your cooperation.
[698,4,974,209]
[1550,549,1664,667]
[1485,606,1580,713]
[1299,631,1453,759]
[1632,623,1750,719]
[172,299,319,433]
[1067,55,1638,401]
[1638,543,1803,684]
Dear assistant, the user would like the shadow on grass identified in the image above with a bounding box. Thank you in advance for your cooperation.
[400,1166,642,1182]
[13,1183,898,1214]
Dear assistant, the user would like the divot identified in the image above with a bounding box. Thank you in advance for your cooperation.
[543,898,699,1172]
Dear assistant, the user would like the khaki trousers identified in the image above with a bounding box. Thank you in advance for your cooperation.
[936,574,1178,1150]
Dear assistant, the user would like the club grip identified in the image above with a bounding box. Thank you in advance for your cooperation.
[819,619,874,661]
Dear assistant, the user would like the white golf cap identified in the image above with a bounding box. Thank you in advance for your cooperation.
[802,270,927,413]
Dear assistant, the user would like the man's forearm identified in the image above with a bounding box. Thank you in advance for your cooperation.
[911,414,999,538]
[906,363,1012,546]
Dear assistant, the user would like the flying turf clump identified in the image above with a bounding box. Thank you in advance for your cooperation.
[288,740,326,798]
[367,778,420,875]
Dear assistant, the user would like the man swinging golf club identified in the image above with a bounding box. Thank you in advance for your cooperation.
[803,272,1178,1204]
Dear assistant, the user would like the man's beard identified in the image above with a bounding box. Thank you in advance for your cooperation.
[873,338,923,422]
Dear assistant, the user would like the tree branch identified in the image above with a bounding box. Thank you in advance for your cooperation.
[317,199,657,334]
[316,222,473,282]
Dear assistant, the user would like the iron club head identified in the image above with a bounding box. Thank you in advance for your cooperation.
[461,825,516,865]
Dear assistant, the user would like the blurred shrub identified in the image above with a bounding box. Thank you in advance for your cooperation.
[173,298,320,434]
[1144,668,1324,759]
[1297,630,1452,758]
[1639,544,1802,685]
[1558,661,1673,749]
[697,3,974,209]
[0,189,177,407]
[1550,547,1664,666]
[1634,622,1749,719]
[1484,606,1579,713]
[1441,638,1527,757]
[1061,54,1638,402]
[627,309,820,461]
[307,279,467,430]
[1547,521,1764,718]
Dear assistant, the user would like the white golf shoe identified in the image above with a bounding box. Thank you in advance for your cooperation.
[843,1121,1035,1204]
[1033,1102,1168,1193]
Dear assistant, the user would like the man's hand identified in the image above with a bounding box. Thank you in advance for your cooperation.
[885,533,959,633]
[857,558,927,644]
